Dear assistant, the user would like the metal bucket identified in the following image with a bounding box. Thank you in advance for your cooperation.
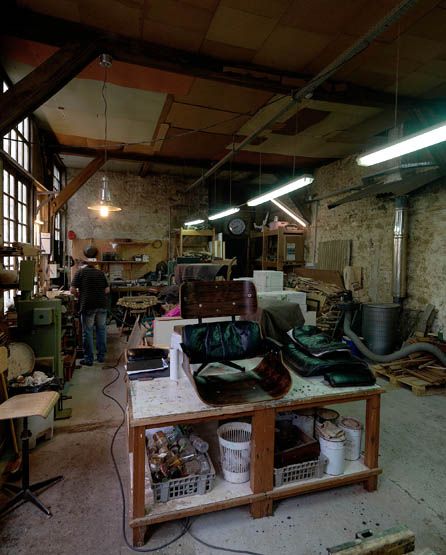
[362,303,400,355]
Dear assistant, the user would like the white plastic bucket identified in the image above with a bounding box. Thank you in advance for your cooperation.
[217,422,252,483]
[315,408,339,439]
[319,436,345,476]
[339,417,362,461]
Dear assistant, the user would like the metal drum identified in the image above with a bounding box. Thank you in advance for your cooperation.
[361,303,400,355]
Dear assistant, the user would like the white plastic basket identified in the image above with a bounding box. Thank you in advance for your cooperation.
[274,456,326,487]
[217,422,252,483]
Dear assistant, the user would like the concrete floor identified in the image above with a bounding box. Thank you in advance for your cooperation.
[1,329,445,555]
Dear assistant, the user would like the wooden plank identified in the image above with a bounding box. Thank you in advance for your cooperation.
[364,394,380,492]
[51,154,105,213]
[327,524,415,554]
[271,467,382,501]
[250,408,275,518]
[131,426,146,546]
[294,268,345,288]
[0,40,98,137]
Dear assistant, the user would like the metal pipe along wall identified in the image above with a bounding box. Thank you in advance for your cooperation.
[392,196,409,303]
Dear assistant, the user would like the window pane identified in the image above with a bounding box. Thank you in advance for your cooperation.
[10,221,14,242]
[11,129,17,161]
[24,145,30,171]
[4,220,8,242]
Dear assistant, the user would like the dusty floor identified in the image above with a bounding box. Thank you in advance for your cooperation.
[1,328,445,555]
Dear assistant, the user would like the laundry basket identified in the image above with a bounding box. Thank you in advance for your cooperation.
[217,422,252,483]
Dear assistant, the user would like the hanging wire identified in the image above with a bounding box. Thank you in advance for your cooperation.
[229,136,234,206]
[101,65,109,166]
[293,107,299,177]
[394,22,401,129]
[258,151,262,194]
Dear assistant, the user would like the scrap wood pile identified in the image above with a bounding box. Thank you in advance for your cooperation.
[289,275,345,333]
[372,337,446,394]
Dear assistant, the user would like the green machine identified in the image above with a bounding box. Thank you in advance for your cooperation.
[14,260,71,418]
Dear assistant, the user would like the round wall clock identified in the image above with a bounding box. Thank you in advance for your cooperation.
[228,218,246,235]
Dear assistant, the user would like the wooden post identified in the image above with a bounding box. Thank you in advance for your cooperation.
[0,40,99,137]
[132,426,147,546]
[51,154,106,213]
[364,394,380,492]
[250,408,275,518]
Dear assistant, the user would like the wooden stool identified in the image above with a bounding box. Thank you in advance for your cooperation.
[0,391,63,518]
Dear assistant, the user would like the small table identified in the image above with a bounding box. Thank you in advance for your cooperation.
[0,391,63,518]
[126,373,384,546]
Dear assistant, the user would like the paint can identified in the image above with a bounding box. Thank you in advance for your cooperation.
[319,434,346,476]
[292,408,315,437]
[339,416,362,460]
[315,408,339,438]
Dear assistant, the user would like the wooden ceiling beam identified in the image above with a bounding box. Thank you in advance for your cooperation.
[55,145,302,176]
[0,38,99,137]
[3,6,441,112]
[51,153,105,213]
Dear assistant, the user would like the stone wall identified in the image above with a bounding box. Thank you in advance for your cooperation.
[306,156,446,332]
[66,169,208,271]
[66,170,207,241]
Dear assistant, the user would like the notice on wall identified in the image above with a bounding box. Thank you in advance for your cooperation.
[286,243,296,261]
[40,232,51,255]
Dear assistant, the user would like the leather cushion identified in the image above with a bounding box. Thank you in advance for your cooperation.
[181,321,263,364]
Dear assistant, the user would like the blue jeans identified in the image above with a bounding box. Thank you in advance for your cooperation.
[81,309,107,364]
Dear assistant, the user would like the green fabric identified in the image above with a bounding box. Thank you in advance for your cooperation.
[283,340,370,378]
[292,325,349,357]
[324,370,376,387]
[181,321,263,364]
[256,299,305,345]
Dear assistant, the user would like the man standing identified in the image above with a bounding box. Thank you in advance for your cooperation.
[70,260,109,366]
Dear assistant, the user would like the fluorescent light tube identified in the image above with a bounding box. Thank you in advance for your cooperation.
[247,175,313,206]
[357,121,446,166]
[208,207,240,221]
[271,199,307,227]
[184,219,205,226]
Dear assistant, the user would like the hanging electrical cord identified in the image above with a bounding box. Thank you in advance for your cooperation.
[101,353,267,554]
[394,22,401,129]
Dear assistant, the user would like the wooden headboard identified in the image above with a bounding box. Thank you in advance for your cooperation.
[180,280,257,319]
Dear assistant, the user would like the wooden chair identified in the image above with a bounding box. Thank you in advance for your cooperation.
[179,280,292,406]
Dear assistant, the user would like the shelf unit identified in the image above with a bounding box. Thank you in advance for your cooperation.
[249,228,305,272]
[179,228,215,256]
[127,373,383,546]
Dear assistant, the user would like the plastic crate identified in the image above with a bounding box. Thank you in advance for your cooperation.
[152,453,216,503]
[274,456,326,487]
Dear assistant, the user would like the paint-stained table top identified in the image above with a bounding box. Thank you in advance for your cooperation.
[128,368,383,428]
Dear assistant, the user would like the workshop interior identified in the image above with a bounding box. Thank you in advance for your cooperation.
[0,1,445,554]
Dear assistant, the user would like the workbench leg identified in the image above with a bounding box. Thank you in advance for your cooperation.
[364,394,380,492]
[132,526,147,547]
[132,426,146,546]
[250,408,275,518]
[250,498,273,518]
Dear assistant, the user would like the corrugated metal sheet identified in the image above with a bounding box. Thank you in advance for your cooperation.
[317,239,351,272]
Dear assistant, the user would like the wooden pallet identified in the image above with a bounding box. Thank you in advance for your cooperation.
[373,365,446,396]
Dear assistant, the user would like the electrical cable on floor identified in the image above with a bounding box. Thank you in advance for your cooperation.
[101,352,266,555]
[101,354,192,552]
[183,519,266,555]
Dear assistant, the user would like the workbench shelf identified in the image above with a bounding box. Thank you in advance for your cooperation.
[127,373,383,547]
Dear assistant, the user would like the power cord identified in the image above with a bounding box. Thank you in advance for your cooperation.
[101,353,266,555]
[101,356,191,552]
[183,519,266,555]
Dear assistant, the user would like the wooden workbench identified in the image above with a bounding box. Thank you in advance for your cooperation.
[127,372,384,546]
